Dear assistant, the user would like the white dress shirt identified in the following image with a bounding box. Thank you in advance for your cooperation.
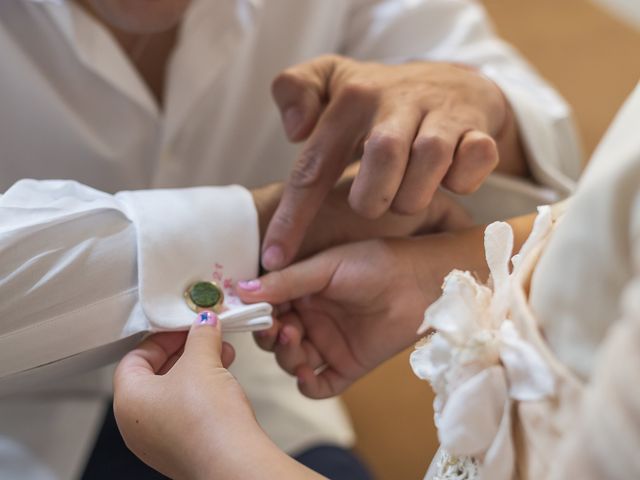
[0,0,581,478]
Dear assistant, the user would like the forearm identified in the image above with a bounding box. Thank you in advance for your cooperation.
[406,211,538,307]
[194,422,325,480]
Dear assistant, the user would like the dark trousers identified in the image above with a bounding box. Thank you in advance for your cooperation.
[82,404,373,480]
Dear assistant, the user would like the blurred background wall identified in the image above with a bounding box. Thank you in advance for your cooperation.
[342,1,640,478]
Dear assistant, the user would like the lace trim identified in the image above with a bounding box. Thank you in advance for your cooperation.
[432,451,479,480]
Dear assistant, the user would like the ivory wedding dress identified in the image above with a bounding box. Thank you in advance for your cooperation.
[414,82,640,480]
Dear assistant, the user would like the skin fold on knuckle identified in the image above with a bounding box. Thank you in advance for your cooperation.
[387,136,451,214]
[360,132,408,212]
[365,130,407,162]
[411,134,452,167]
[349,187,392,219]
[289,146,326,188]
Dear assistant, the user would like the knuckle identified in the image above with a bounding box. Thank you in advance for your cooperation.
[365,131,406,163]
[270,205,297,231]
[289,146,324,188]
[349,192,390,219]
[411,135,452,167]
[319,53,344,65]
[271,71,300,98]
[338,81,377,104]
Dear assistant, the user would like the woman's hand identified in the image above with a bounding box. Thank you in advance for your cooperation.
[237,231,482,399]
[113,314,251,479]
[114,313,323,480]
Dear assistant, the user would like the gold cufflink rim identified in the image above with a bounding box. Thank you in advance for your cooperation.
[184,280,225,313]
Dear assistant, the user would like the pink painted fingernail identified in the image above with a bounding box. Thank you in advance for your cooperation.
[197,311,218,326]
[238,279,261,291]
[262,245,285,271]
[278,329,290,346]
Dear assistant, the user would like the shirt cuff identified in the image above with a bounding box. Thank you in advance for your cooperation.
[482,65,583,196]
[116,185,262,331]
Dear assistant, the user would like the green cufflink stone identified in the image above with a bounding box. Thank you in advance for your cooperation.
[188,281,222,308]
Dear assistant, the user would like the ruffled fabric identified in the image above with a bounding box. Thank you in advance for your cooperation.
[412,207,557,480]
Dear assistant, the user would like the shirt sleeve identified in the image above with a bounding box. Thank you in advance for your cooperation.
[341,0,583,199]
[0,179,260,393]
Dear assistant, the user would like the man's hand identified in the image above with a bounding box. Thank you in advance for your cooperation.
[237,229,487,399]
[252,175,472,263]
[262,55,526,270]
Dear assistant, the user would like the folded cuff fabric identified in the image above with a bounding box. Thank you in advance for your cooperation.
[116,185,270,333]
[0,180,270,392]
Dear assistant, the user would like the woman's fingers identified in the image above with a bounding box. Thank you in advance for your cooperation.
[296,364,351,399]
[238,249,341,305]
[180,311,225,369]
[221,341,236,369]
[114,332,188,384]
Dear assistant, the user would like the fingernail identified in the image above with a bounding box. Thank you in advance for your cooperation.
[238,279,261,291]
[296,373,305,385]
[197,311,218,326]
[262,245,285,271]
[278,329,290,346]
[283,107,303,138]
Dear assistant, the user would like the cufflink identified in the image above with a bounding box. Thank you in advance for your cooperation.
[184,281,225,313]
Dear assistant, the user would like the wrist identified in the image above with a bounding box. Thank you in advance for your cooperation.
[403,227,489,306]
[193,421,323,480]
[405,213,538,309]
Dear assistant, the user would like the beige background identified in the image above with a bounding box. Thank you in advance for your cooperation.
[343,1,640,479]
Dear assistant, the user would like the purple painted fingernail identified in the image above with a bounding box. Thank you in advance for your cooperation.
[262,245,285,271]
[238,279,261,291]
[197,311,218,326]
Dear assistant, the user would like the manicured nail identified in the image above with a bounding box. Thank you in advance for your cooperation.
[238,279,261,291]
[296,373,305,385]
[197,311,218,326]
[262,245,285,270]
[278,329,290,346]
[283,107,303,138]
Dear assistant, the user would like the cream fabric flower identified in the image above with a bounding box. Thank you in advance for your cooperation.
[412,207,557,480]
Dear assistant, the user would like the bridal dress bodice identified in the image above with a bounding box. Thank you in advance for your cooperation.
[414,83,640,480]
